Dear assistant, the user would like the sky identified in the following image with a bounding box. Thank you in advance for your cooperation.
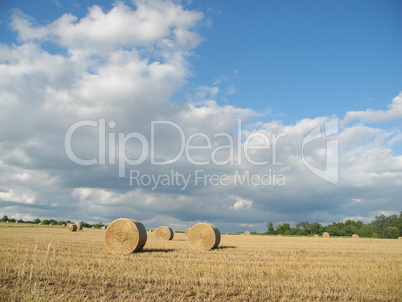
[0,0,401,232]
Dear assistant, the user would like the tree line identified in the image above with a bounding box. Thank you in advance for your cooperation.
[0,215,106,229]
[265,212,402,239]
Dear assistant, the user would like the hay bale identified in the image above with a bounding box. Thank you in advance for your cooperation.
[76,224,83,231]
[244,231,251,236]
[187,223,220,251]
[322,232,330,238]
[155,226,174,240]
[185,228,191,237]
[67,224,77,232]
[352,234,359,239]
[277,234,282,237]
[314,234,319,238]
[104,218,147,254]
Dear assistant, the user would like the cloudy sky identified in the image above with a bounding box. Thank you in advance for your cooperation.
[0,0,401,232]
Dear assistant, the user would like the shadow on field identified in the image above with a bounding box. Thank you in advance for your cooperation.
[216,245,237,250]
[140,248,175,253]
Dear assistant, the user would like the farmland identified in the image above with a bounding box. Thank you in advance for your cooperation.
[0,223,401,301]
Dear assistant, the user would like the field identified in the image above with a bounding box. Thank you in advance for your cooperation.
[0,223,401,301]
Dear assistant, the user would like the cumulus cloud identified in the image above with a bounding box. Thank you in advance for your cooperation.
[0,0,401,231]
[343,92,402,124]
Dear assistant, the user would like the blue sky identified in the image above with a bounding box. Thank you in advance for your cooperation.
[0,0,401,231]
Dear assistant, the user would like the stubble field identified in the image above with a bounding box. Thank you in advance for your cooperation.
[0,224,401,301]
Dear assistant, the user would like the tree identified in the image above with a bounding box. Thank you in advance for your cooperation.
[42,219,50,225]
[357,225,373,237]
[266,222,275,235]
[310,222,322,235]
[34,218,41,224]
[383,227,399,239]
[276,223,291,235]
[2,215,9,222]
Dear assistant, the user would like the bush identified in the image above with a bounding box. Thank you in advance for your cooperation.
[383,227,399,239]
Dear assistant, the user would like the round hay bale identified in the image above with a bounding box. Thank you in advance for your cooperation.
[76,224,83,231]
[322,232,330,238]
[314,234,319,238]
[277,234,282,237]
[187,223,220,251]
[352,234,359,239]
[67,224,77,232]
[398,237,402,240]
[244,231,251,236]
[155,226,174,240]
[185,228,191,237]
[104,218,147,254]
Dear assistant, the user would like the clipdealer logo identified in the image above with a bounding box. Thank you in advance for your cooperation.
[64,118,338,187]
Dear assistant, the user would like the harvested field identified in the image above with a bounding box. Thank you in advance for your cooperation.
[0,224,401,301]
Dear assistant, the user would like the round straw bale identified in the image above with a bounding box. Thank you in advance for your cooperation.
[187,223,220,251]
[244,231,251,236]
[398,237,402,240]
[67,224,77,232]
[314,234,319,238]
[322,232,330,238]
[155,226,174,240]
[76,224,83,230]
[185,228,191,236]
[104,218,147,254]
[352,234,359,239]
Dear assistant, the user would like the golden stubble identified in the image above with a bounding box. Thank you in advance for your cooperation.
[0,224,401,301]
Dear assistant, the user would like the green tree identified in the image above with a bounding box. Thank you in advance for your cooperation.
[266,222,275,235]
[1,215,8,222]
[357,225,373,237]
[276,223,291,235]
[383,227,399,239]
[310,222,322,235]
[33,218,41,224]
[42,219,50,225]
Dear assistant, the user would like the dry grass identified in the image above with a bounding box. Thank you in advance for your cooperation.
[0,223,401,301]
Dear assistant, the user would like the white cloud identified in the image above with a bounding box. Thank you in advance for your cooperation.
[343,92,402,124]
[231,198,253,210]
[0,1,401,231]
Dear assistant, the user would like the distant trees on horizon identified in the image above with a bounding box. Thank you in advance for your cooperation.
[266,212,402,239]
[0,215,105,229]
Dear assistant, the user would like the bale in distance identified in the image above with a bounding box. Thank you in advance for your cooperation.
[67,224,77,232]
[156,226,174,240]
[277,234,282,237]
[185,228,191,237]
[104,218,147,254]
[352,234,359,239]
[244,231,251,236]
[75,224,83,231]
[322,232,330,238]
[187,223,220,251]
[314,234,319,238]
